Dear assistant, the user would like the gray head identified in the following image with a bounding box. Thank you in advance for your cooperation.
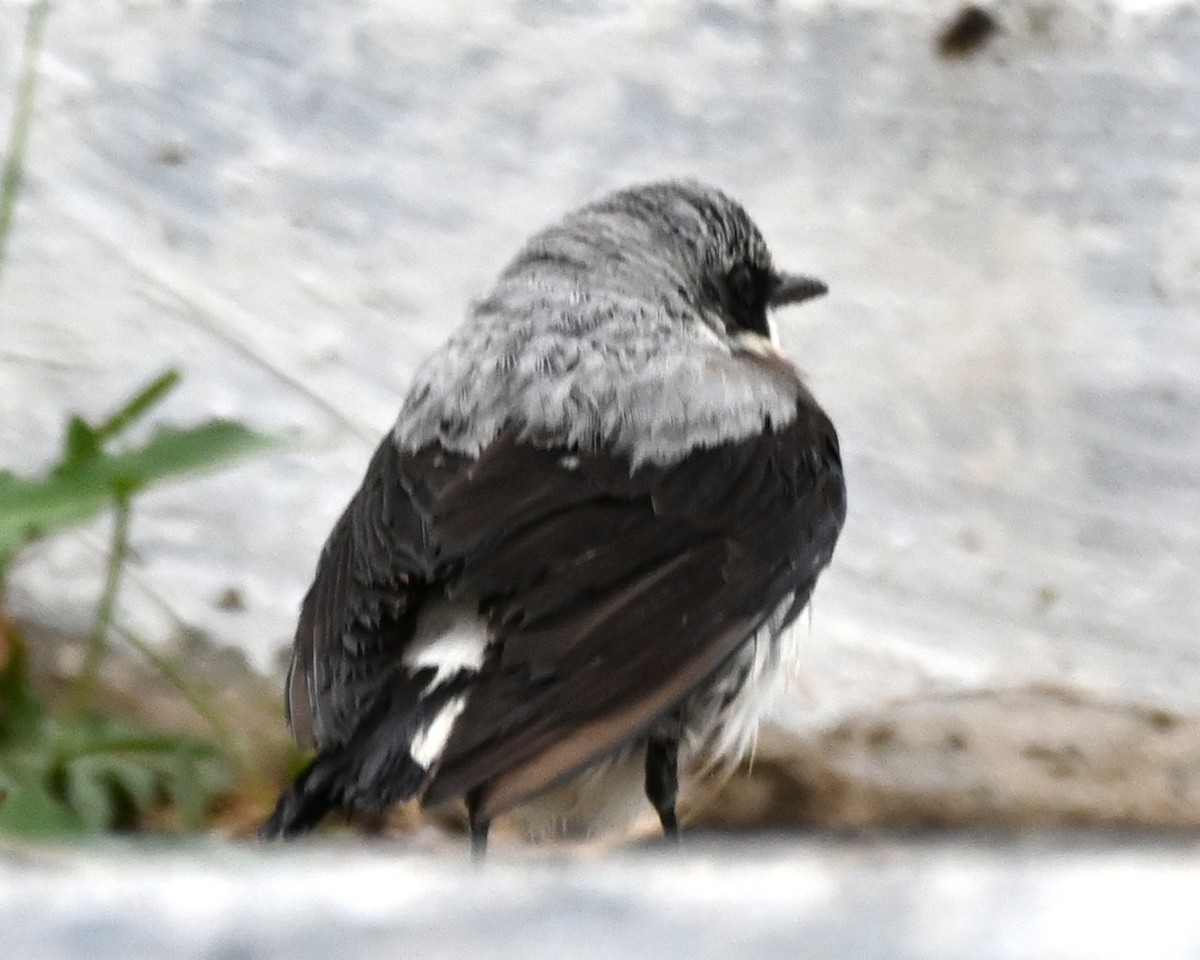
[488,180,826,342]
[396,180,825,463]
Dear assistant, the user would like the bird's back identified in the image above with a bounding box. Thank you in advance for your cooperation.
[263,180,846,844]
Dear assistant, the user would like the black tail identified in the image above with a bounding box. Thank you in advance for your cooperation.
[259,745,426,839]
[260,667,473,839]
[259,754,353,840]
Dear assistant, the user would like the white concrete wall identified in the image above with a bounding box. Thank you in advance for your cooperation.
[3,0,1199,819]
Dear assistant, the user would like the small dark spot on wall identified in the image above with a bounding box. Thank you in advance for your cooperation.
[866,723,896,750]
[1022,743,1083,779]
[1035,585,1059,613]
[937,5,1000,59]
[1145,709,1180,733]
[215,586,246,612]
[154,143,191,167]
[943,731,968,751]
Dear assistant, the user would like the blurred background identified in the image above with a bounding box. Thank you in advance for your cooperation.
[2,0,1200,952]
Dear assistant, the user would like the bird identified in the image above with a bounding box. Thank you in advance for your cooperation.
[260,180,847,852]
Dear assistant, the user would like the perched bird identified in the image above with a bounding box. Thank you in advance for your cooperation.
[261,180,846,851]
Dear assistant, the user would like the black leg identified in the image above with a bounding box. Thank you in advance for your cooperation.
[467,788,490,861]
[645,734,681,841]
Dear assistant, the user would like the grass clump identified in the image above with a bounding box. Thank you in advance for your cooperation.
[0,370,274,836]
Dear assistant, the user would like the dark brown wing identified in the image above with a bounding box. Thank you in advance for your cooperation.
[422,397,845,818]
[285,439,467,749]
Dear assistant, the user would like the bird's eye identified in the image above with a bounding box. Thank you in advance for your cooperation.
[726,264,756,307]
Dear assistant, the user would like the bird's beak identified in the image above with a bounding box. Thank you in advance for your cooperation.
[768,272,828,308]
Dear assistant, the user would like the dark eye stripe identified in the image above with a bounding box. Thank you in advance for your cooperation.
[728,264,756,305]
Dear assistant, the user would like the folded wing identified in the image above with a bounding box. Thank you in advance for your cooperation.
[423,397,845,818]
[285,441,467,750]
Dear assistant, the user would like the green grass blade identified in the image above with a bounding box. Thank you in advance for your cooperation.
[95,420,275,493]
[0,0,51,299]
[94,369,182,442]
[0,419,274,568]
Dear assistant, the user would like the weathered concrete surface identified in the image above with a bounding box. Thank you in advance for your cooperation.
[4,835,1200,960]
[3,0,1200,825]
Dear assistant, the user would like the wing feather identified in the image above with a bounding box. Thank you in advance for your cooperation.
[282,391,845,824]
[284,440,467,749]
[422,397,845,817]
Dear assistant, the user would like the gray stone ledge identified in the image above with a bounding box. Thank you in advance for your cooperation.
[4,833,1200,960]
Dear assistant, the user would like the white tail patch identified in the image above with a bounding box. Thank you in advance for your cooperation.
[402,598,490,684]
[689,598,802,775]
[410,695,467,768]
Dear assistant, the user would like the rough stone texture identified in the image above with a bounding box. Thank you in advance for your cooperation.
[3,0,1200,827]
[699,688,1200,829]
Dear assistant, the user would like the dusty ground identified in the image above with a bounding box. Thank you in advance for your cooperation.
[13,613,1200,841]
